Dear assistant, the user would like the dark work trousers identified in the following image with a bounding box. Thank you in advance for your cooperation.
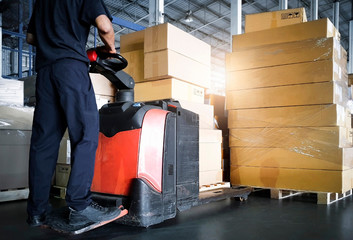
[27,58,99,216]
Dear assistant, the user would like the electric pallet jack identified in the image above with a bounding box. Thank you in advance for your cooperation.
[45,49,251,234]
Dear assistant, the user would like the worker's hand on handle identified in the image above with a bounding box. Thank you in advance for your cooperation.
[95,14,116,54]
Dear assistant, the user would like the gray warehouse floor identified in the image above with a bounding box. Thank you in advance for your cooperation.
[1,190,353,240]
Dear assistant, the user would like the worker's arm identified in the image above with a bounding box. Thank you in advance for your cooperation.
[26,32,36,46]
[95,14,116,54]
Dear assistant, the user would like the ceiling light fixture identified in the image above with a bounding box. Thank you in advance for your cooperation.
[184,10,193,23]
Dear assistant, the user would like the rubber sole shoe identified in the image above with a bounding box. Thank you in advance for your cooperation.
[69,202,125,226]
[27,214,46,227]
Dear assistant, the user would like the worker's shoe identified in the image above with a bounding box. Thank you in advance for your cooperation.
[27,213,46,227]
[68,201,122,226]
[27,203,52,227]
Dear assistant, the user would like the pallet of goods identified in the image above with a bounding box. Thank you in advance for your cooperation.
[226,8,353,200]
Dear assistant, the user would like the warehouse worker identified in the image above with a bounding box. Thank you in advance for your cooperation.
[26,0,124,227]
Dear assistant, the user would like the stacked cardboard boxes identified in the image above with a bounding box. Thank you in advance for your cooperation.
[205,94,230,182]
[226,13,353,193]
[0,105,33,193]
[120,23,210,103]
[121,23,223,186]
[0,79,33,198]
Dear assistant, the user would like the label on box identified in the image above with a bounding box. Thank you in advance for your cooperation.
[193,88,204,97]
[281,11,301,20]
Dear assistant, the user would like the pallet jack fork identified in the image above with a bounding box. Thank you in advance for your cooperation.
[46,49,251,234]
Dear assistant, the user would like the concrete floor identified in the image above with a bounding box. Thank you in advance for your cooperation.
[1,190,353,240]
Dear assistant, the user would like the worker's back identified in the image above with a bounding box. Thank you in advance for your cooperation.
[28,0,111,70]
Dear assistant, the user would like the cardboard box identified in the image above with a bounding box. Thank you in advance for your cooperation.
[231,147,353,171]
[178,100,214,129]
[200,129,222,143]
[0,105,34,130]
[144,23,211,66]
[0,129,31,190]
[226,37,346,72]
[234,18,339,51]
[55,164,71,187]
[90,73,116,96]
[96,95,114,109]
[227,60,347,91]
[229,126,353,148]
[245,8,307,33]
[200,142,222,172]
[144,49,211,89]
[0,78,24,106]
[121,50,144,83]
[228,104,350,128]
[226,81,348,110]
[199,169,223,186]
[205,94,226,117]
[199,129,222,172]
[120,29,145,53]
[134,78,205,104]
[230,166,353,193]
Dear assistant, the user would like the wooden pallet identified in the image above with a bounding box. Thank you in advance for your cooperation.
[269,188,352,205]
[51,186,67,199]
[199,182,231,192]
[243,186,353,205]
[0,188,29,202]
[316,189,353,204]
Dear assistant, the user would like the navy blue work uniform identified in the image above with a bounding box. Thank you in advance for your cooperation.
[27,0,112,216]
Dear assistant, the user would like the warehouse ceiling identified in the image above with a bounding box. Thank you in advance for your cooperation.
[1,0,353,92]
[100,0,353,92]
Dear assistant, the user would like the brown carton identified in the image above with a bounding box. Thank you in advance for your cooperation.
[227,60,347,91]
[134,78,204,104]
[205,94,226,117]
[178,100,215,129]
[245,8,307,33]
[144,23,211,66]
[226,37,346,72]
[200,142,222,172]
[226,81,348,109]
[349,74,353,86]
[90,73,116,96]
[199,170,223,186]
[121,50,144,83]
[231,147,353,171]
[120,29,145,53]
[55,164,71,187]
[229,126,353,148]
[144,49,211,89]
[230,166,353,193]
[234,18,339,51]
[228,104,351,128]
[96,95,114,109]
[200,129,222,143]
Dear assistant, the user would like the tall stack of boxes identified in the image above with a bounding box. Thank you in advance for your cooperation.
[121,23,223,186]
[226,8,353,193]
[205,94,230,182]
[0,78,33,201]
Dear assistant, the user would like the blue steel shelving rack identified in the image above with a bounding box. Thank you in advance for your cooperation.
[2,0,146,79]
